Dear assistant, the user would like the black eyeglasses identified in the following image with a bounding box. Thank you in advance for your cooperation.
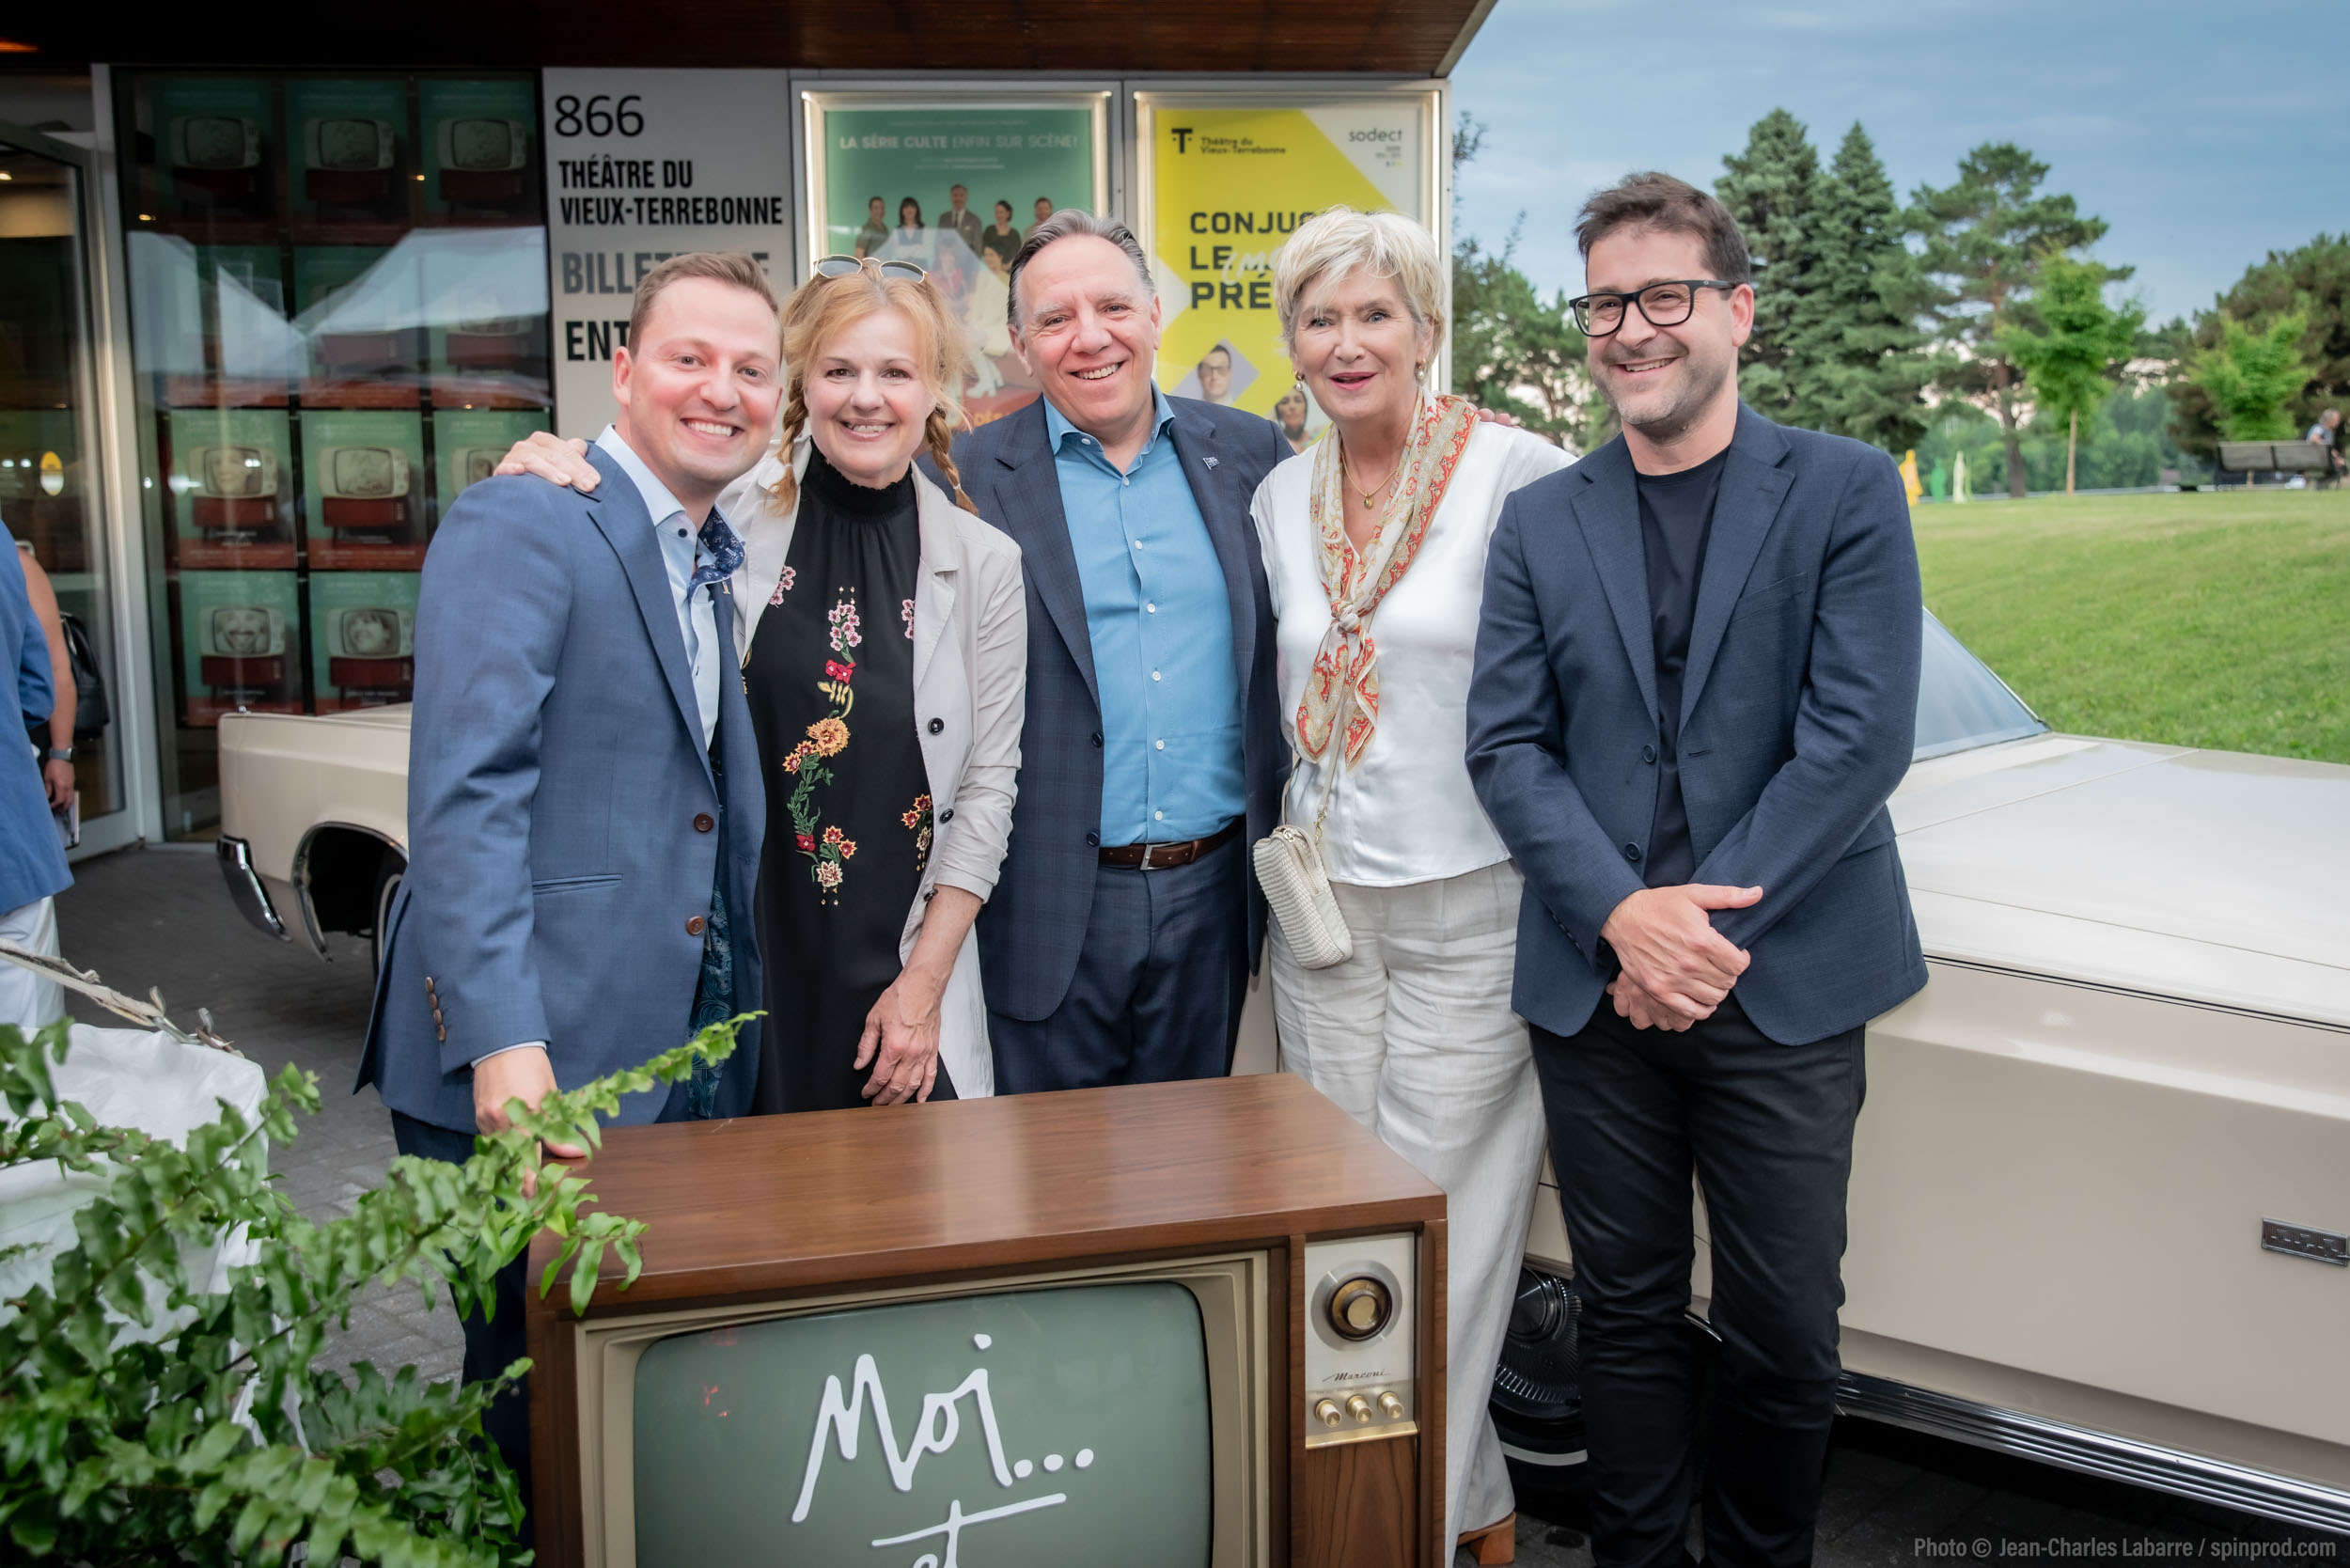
[1567,279,1740,337]
[812,254,927,282]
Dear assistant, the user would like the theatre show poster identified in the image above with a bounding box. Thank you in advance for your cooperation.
[176,569,303,727]
[301,409,429,571]
[813,98,1104,426]
[1141,95,1437,443]
[308,571,420,712]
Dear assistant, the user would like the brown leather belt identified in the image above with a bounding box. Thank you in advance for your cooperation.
[1099,819,1241,870]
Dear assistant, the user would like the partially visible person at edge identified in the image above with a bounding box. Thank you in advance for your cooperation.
[360,253,780,1511]
[494,260,1026,1108]
[0,526,70,1027]
[1466,171,1926,1568]
[2309,407,2342,484]
[1251,206,1569,1565]
[16,543,79,813]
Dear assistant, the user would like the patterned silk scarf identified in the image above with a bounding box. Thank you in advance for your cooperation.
[1295,393,1480,767]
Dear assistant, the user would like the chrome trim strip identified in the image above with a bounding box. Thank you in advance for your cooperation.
[1919,955,2350,1037]
[1837,1370,2350,1534]
[213,838,288,941]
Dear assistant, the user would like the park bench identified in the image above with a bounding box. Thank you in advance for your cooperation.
[2217,440,2337,485]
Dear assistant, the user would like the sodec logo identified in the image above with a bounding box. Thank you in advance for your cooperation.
[1170,127,1194,152]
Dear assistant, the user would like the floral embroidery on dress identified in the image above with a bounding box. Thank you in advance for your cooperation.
[768,564,796,604]
[901,792,934,870]
[783,588,865,903]
[901,597,916,639]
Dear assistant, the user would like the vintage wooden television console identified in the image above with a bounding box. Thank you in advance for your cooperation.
[526,1072,1448,1568]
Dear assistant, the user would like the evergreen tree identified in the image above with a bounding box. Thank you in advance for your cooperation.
[2002,256,2146,494]
[1793,124,1935,453]
[1453,227,1598,449]
[1911,143,2112,495]
[1716,109,1821,421]
[2168,234,2350,455]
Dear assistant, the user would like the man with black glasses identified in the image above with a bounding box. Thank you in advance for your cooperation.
[1467,171,1926,1568]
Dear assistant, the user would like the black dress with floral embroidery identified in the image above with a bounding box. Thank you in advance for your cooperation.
[744,447,949,1113]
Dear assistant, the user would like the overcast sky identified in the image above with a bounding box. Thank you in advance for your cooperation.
[1450,0,2350,324]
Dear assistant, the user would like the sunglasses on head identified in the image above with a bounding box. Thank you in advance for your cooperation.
[812,254,928,282]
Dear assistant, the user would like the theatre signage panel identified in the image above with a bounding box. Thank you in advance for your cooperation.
[543,70,794,436]
[1136,91,1441,437]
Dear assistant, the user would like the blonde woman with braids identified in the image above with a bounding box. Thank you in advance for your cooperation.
[1252,207,1569,1564]
[494,256,1026,1111]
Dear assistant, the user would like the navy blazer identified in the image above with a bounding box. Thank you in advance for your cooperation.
[948,395,1290,1022]
[358,448,765,1132]
[1466,406,1927,1045]
[0,531,68,915]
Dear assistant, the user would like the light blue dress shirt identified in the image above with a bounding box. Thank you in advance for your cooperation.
[595,426,721,749]
[1045,389,1244,844]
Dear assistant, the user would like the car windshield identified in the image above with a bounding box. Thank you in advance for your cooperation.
[1913,610,2046,761]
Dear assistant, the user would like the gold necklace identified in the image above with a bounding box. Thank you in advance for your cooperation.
[1343,447,1404,509]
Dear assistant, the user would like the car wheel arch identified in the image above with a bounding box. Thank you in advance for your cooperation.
[292,823,406,959]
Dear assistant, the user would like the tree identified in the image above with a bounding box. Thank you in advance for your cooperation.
[2002,255,2145,493]
[2169,234,2350,455]
[1449,116,1595,448]
[2186,313,2313,440]
[1790,123,1935,453]
[1716,109,1821,422]
[1,1009,747,1564]
[1911,143,2114,495]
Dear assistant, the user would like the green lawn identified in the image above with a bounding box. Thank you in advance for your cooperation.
[1914,489,2350,763]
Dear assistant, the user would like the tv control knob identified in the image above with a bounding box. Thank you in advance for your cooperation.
[1328,1276,1393,1341]
[1345,1394,1373,1423]
[1377,1390,1404,1419]
[1313,1399,1343,1429]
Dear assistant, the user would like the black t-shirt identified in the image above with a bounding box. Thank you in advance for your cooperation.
[1635,447,1728,888]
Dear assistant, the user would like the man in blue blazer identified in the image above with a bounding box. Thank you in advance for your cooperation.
[358,254,778,1500]
[1467,175,1925,1568]
[950,212,1290,1092]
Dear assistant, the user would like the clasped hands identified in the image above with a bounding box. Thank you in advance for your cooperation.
[1599,883,1763,1032]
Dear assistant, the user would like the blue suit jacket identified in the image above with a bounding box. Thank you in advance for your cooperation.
[357,448,765,1132]
[948,395,1291,1022]
[1466,406,1927,1045]
[0,532,69,914]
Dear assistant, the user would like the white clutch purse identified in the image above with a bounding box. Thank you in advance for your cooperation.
[1251,751,1353,968]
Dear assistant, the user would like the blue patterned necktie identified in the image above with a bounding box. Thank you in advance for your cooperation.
[687,511,745,597]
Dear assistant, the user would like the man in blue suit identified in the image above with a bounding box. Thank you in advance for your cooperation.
[1467,174,1925,1568]
[951,212,1290,1092]
[358,253,778,1500]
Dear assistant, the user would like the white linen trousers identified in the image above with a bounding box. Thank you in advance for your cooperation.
[1270,857,1545,1547]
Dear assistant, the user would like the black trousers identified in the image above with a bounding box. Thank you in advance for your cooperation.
[1531,996,1866,1568]
[390,1081,688,1527]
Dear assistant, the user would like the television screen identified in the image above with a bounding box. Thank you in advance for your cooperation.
[631,1281,1214,1567]
[332,606,410,659]
[193,445,275,498]
[454,448,501,492]
[446,118,523,171]
[309,118,391,171]
[207,606,285,657]
[325,446,407,499]
[174,116,258,170]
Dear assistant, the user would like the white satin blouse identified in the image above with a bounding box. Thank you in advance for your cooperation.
[1250,421,1573,887]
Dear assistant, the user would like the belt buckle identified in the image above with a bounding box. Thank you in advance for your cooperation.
[1137,841,1167,871]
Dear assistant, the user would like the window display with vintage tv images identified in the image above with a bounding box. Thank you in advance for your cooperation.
[115,71,551,838]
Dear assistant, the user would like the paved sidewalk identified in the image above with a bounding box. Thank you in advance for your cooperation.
[55,843,462,1387]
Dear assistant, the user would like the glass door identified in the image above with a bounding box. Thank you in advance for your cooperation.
[0,122,131,850]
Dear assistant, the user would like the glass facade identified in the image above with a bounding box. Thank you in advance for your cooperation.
[0,130,127,832]
[112,71,551,838]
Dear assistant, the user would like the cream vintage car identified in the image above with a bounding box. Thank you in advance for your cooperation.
[215,612,2350,1533]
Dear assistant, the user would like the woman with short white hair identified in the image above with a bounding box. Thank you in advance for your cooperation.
[1251,205,1570,1565]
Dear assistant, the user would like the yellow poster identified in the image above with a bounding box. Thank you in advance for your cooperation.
[1144,98,1434,431]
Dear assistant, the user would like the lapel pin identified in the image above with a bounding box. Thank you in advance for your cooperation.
[1203,455,1219,470]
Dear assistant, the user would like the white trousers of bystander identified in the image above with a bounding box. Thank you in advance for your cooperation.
[0,895,64,1029]
[1269,857,1546,1551]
